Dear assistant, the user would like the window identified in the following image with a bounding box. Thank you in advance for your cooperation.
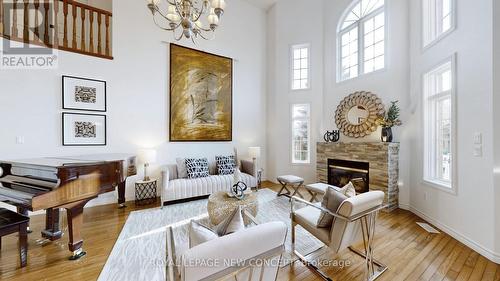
[291,104,310,164]
[338,0,385,82]
[291,44,310,90]
[423,57,455,190]
[423,0,456,47]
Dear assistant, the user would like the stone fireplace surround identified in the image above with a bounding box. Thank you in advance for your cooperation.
[317,142,400,211]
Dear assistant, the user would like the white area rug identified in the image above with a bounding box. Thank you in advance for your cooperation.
[98,189,324,281]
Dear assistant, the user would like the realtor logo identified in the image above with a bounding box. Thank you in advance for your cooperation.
[1,0,58,69]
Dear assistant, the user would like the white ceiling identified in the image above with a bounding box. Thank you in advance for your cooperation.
[244,0,278,10]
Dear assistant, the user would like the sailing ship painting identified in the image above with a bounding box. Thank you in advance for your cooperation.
[169,44,233,142]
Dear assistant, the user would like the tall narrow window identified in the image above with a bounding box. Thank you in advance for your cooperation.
[291,104,310,164]
[423,0,456,47]
[338,0,385,82]
[423,57,455,190]
[291,44,310,90]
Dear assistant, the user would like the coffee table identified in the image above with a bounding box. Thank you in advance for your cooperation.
[207,191,258,226]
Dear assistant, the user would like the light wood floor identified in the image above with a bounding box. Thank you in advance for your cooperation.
[0,182,498,281]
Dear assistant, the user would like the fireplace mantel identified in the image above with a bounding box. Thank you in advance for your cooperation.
[317,142,400,211]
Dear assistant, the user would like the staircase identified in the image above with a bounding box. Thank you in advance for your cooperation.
[0,0,113,59]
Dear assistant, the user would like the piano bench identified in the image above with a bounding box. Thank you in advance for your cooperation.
[0,208,30,268]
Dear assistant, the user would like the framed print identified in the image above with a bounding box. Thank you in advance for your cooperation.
[63,75,107,112]
[62,113,106,146]
[169,44,233,142]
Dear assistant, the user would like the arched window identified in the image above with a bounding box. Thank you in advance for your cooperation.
[338,0,386,82]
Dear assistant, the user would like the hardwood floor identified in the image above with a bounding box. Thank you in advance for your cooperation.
[0,182,498,281]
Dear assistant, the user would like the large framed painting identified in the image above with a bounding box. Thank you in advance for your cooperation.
[62,75,107,112]
[169,44,233,142]
[62,113,107,146]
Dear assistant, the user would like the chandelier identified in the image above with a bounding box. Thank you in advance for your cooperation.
[146,0,226,43]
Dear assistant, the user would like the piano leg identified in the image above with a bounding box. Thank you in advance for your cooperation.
[41,208,63,241]
[17,206,32,234]
[117,181,126,208]
[66,200,88,260]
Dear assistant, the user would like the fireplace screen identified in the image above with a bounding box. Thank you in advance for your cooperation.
[328,159,369,194]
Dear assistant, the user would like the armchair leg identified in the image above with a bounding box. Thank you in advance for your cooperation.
[293,249,333,281]
[347,246,388,280]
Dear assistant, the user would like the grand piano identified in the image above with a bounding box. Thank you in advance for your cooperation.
[0,154,136,260]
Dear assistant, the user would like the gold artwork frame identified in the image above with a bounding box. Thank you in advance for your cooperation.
[169,44,233,142]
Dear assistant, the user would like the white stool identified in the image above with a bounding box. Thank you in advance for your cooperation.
[277,175,304,199]
[304,183,334,202]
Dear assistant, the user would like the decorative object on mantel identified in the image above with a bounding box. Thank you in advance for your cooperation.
[335,92,386,138]
[377,100,402,142]
[63,76,107,112]
[146,0,226,43]
[169,44,233,142]
[323,130,340,143]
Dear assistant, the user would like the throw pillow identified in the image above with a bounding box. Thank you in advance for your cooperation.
[338,181,356,197]
[185,158,210,178]
[188,207,246,248]
[176,158,188,178]
[316,186,348,228]
[215,155,236,175]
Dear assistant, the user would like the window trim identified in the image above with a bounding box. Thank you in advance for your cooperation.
[290,103,311,165]
[337,0,387,83]
[422,0,457,51]
[421,54,457,195]
[290,43,311,91]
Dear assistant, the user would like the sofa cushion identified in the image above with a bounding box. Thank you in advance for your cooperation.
[215,155,236,175]
[185,158,210,179]
[316,187,348,228]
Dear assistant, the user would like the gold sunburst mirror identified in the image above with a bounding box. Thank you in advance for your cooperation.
[335,91,386,138]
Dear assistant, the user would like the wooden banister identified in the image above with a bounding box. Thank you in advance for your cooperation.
[1,0,112,59]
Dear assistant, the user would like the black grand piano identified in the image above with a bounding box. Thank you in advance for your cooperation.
[0,154,136,260]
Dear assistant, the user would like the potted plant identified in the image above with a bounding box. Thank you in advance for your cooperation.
[377,101,402,142]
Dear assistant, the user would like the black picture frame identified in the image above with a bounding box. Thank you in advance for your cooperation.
[169,43,233,142]
[62,75,107,112]
[62,112,107,146]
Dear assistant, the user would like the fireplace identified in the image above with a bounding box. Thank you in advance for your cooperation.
[328,159,369,194]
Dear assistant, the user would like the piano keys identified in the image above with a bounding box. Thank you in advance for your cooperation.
[0,154,136,260]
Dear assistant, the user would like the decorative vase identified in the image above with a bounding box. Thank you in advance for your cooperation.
[381,127,393,142]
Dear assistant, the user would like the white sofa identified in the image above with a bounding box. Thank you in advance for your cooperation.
[166,221,288,281]
[161,159,257,205]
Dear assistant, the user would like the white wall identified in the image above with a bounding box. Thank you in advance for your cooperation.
[492,0,500,257]
[266,0,324,183]
[0,0,268,208]
[322,0,410,207]
[408,0,497,262]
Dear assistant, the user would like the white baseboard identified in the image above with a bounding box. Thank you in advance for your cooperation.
[409,206,500,264]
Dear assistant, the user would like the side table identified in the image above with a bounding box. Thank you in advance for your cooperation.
[135,179,158,206]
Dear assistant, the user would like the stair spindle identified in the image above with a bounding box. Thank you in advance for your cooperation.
[105,14,110,56]
[97,12,102,54]
[0,0,4,35]
[53,0,59,47]
[23,0,29,43]
[34,0,40,41]
[72,2,76,48]
[89,11,94,53]
[80,7,85,51]
[43,0,49,45]
[12,0,18,38]
[63,0,68,47]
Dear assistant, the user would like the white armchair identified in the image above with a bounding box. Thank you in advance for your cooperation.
[166,219,287,281]
[291,191,387,281]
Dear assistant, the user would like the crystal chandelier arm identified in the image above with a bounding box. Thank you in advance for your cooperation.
[153,16,181,31]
